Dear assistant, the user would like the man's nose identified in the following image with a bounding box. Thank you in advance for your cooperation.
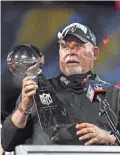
[67,48,77,55]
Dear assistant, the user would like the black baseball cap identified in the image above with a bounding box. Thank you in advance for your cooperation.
[57,23,96,46]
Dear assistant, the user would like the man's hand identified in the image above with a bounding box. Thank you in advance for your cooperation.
[21,76,38,110]
[11,77,38,128]
[76,123,116,145]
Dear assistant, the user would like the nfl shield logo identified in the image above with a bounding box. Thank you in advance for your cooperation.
[39,93,53,105]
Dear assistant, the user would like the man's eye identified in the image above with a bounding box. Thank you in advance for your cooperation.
[62,44,67,48]
[76,44,80,48]
[62,45,66,48]
[78,43,84,47]
[74,44,81,49]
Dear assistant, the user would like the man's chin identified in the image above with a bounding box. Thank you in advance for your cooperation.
[65,67,83,76]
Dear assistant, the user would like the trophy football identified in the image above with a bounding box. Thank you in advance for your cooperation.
[7,44,77,143]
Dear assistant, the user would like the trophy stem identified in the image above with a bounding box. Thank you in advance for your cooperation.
[46,104,60,128]
[33,95,43,129]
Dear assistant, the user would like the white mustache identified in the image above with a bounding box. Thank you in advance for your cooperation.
[64,56,79,64]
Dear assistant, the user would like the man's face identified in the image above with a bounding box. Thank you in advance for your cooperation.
[59,35,98,76]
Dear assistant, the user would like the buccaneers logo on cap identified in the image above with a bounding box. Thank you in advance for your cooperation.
[70,25,77,32]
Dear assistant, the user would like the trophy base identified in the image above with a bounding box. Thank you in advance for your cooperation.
[49,123,77,143]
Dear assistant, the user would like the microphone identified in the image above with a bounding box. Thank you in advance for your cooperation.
[86,81,106,103]
[86,80,120,144]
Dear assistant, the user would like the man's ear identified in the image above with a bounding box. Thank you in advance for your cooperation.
[59,44,61,50]
[93,46,99,60]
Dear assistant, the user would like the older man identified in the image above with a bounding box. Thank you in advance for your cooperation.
[1,23,119,152]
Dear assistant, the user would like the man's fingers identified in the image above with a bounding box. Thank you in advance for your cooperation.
[22,77,38,94]
[26,90,37,97]
[76,123,93,129]
[76,123,115,145]
[24,85,38,93]
[23,79,37,88]
[85,138,98,145]
[79,133,94,141]
[24,79,37,85]
[76,127,93,136]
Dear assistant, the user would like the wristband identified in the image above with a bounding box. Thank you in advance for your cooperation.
[17,104,32,115]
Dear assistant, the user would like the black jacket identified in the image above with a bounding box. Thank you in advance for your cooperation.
[1,73,120,151]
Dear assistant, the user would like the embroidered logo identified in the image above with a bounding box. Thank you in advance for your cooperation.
[62,23,87,35]
[70,25,77,32]
[60,76,70,85]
